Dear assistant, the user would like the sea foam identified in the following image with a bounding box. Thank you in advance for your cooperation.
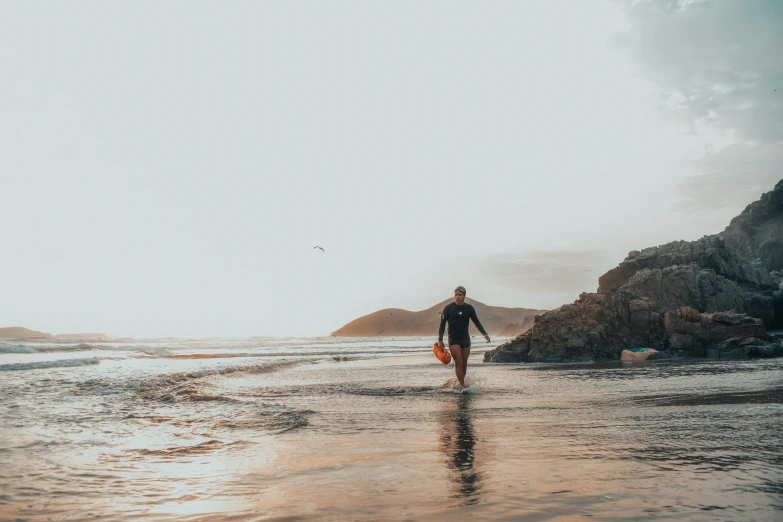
[0,357,101,371]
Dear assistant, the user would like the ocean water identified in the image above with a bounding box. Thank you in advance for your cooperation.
[1,337,782,521]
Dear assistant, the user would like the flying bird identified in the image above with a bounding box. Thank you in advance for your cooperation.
[377,330,384,335]
[313,246,324,253]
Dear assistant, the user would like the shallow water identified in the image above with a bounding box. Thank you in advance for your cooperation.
[1,337,782,521]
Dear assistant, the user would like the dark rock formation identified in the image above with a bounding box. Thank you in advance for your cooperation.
[719,180,783,272]
[484,290,775,363]
[663,307,768,355]
[598,237,772,294]
[486,180,783,363]
[706,336,783,361]
[771,270,783,289]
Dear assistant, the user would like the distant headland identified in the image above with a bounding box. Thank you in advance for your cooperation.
[0,327,109,340]
[331,298,547,337]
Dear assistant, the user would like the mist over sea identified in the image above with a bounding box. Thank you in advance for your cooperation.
[2,337,782,521]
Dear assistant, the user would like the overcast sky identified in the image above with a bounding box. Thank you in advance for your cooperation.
[1,0,780,337]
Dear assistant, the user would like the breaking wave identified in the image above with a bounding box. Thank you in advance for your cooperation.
[0,345,37,354]
[1,343,429,361]
[0,357,101,372]
[0,343,103,354]
[73,359,312,438]
[77,360,300,403]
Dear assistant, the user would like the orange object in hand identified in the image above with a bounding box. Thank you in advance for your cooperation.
[433,342,451,364]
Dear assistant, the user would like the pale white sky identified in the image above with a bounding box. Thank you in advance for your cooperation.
[1,1,779,337]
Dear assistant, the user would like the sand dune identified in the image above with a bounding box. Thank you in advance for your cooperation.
[0,327,108,340]
[0,327,52,339]
[331,298,546,337]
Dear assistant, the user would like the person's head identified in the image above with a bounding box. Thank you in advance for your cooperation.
[454,286,466,305]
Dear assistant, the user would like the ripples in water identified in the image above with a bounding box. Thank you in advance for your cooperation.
[1,346,782,520]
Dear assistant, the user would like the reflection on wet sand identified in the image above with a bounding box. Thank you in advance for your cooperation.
[3,348,783,520]
[440,394,481,504]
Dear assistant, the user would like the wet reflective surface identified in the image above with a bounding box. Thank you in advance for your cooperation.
[1,338,782,520]
[440,395,481,504]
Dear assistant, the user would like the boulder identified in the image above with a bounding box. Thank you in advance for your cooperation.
[706,336,783,360]
[662,307,767,357]
[620,348,658,361]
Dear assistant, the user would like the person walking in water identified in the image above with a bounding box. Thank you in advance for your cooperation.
[438,286,490,391]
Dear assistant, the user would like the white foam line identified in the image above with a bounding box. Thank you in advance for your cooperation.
[0,357,101,371]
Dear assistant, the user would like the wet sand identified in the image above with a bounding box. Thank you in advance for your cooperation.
[2,340,782,521]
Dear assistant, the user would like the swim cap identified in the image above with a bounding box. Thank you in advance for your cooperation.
[454,286,466,295]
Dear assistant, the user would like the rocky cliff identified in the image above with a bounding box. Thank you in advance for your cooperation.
[485,180,783,363]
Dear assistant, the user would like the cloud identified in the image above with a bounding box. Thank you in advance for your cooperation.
[476,250,615,294]
[611,0,783,206]
[677,142,783,211]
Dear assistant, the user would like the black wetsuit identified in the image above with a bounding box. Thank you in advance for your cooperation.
[438,302,487,348]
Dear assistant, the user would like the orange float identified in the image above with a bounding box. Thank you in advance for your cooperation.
[433,342,452,364]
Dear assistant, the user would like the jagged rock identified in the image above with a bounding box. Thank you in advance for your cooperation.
[719,179,783,272]
[662,307,767,356]
[485,291,653,363]
[483,293,769,363]
[707,337,783,360]
[598,236,772,294]
[772,270,783,329]
[485,180,783,364]
[620,264,778,325]
[599,180,783,295]
[771,270,783,289]
[488,341,530,363]
[743,292,777,325]
[623,264,747,312]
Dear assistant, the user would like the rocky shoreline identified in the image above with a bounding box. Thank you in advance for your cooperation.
[485,180,783,363]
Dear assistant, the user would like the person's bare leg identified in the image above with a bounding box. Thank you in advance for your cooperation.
[449,344,465,388]
[461,347,471,387]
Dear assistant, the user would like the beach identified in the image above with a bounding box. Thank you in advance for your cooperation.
[1,337,782,521]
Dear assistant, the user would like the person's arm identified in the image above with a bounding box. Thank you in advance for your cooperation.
[470,307,491,342]
[438,308,447,346]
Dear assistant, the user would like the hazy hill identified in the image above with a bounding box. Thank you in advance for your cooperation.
[331,298,546,337]
[0,327,52,339]
[53,333,109,340]
[0,327,108,340]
